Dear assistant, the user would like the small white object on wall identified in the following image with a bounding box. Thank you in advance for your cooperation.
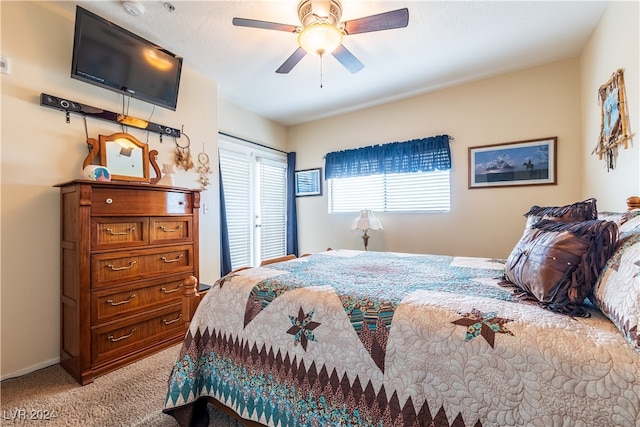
[0,56,11,75]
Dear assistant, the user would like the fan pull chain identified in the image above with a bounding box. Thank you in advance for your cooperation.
[320,52,324,88]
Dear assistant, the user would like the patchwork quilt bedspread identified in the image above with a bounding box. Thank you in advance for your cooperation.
[164,250,640,427]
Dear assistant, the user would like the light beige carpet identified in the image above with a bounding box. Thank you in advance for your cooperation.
[1,345,244,426]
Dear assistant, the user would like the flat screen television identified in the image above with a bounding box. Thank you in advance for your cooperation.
[71,6,183,111]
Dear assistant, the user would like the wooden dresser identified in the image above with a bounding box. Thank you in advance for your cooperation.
[56,180,200,385]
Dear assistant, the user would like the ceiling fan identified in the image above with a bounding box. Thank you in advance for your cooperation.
[232,0,409,74]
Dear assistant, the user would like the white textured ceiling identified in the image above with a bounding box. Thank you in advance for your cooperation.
[50,1,608,126]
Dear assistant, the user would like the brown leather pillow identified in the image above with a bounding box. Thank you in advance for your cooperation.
[524,198,598,228]
[503,218,618,316]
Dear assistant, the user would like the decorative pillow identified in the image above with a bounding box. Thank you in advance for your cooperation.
[590,216,640,351]
[524,198,598,229]
[598,209,640,232]
[503,218,618,316]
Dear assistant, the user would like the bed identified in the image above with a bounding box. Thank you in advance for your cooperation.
[164,199,640,427]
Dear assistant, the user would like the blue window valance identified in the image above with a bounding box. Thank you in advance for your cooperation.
[324,135,451,179]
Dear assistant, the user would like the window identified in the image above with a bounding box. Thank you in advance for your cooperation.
[328,170,450,213]
[219,141,287,269]
[325,135,452,213]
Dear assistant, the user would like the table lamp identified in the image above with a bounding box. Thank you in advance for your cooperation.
[351,209,383,251]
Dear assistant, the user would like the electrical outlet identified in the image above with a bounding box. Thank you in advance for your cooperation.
[1,56,11,75]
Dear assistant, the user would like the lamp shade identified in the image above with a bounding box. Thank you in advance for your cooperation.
[351,209,383,232]
[298,23,343,56]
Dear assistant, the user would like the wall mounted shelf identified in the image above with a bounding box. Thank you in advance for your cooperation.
[40,93,181,138]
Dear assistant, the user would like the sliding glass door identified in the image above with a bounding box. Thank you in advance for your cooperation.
[219,140,287,269]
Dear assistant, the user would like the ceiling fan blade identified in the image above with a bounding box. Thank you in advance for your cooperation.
[343,8,409,35]
[276,47,307,74]
[232,17,298,33]
[332,44,364,74]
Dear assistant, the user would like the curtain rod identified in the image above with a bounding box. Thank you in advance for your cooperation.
[218,131,289,154]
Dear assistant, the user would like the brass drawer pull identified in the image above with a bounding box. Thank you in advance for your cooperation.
[161,254,184,263]
[107,260,137,271]
[106,227,136,236]
[106,294,136,306]
[108,328,136,342]
[159,225,183,233]
[161,283,183,294]
[163,314,182,325]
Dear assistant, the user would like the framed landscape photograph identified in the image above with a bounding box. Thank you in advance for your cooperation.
[468,137,557,189]
[295,168,322,197]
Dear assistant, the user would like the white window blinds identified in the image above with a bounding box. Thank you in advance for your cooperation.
[219,149,253,268]
[219,141,287,268]
[259,158,287,260]
[328,170,451,213]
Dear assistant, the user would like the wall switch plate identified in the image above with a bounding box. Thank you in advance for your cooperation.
[1,56,11,75]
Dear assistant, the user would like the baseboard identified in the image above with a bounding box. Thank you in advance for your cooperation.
[1,357,60,381]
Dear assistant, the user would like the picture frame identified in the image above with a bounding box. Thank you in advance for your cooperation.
[295,168,322,197]
[593,69,631,171]
[468,137,557,189]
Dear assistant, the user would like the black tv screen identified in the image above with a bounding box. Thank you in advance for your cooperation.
[71,6,183,111]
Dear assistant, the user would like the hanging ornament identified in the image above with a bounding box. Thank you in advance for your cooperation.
[592,69,633,172]
[174,130,194,171]
[195,145,211,191]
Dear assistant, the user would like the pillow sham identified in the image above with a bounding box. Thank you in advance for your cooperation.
[590,214,640,351]
[598,209,640,232]
[503,218,618,316]
[524,198,598,229]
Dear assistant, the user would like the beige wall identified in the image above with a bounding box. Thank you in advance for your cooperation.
[580,1,639,209]
[0,2,219,378]
[289,59,584,258]
[218,98,288,151]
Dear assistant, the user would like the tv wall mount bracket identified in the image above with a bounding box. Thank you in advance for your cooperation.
[40,93,181,139]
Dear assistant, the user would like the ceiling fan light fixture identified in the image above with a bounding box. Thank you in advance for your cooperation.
[233,0,408,75]
[298,23,343,56]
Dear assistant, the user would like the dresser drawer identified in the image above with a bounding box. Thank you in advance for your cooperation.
[92,217,148,250]
[150,217,193,245]
[91,245,193,288]
[91,275,188,324]
[91,188,192,216]
[91,305,184,366]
